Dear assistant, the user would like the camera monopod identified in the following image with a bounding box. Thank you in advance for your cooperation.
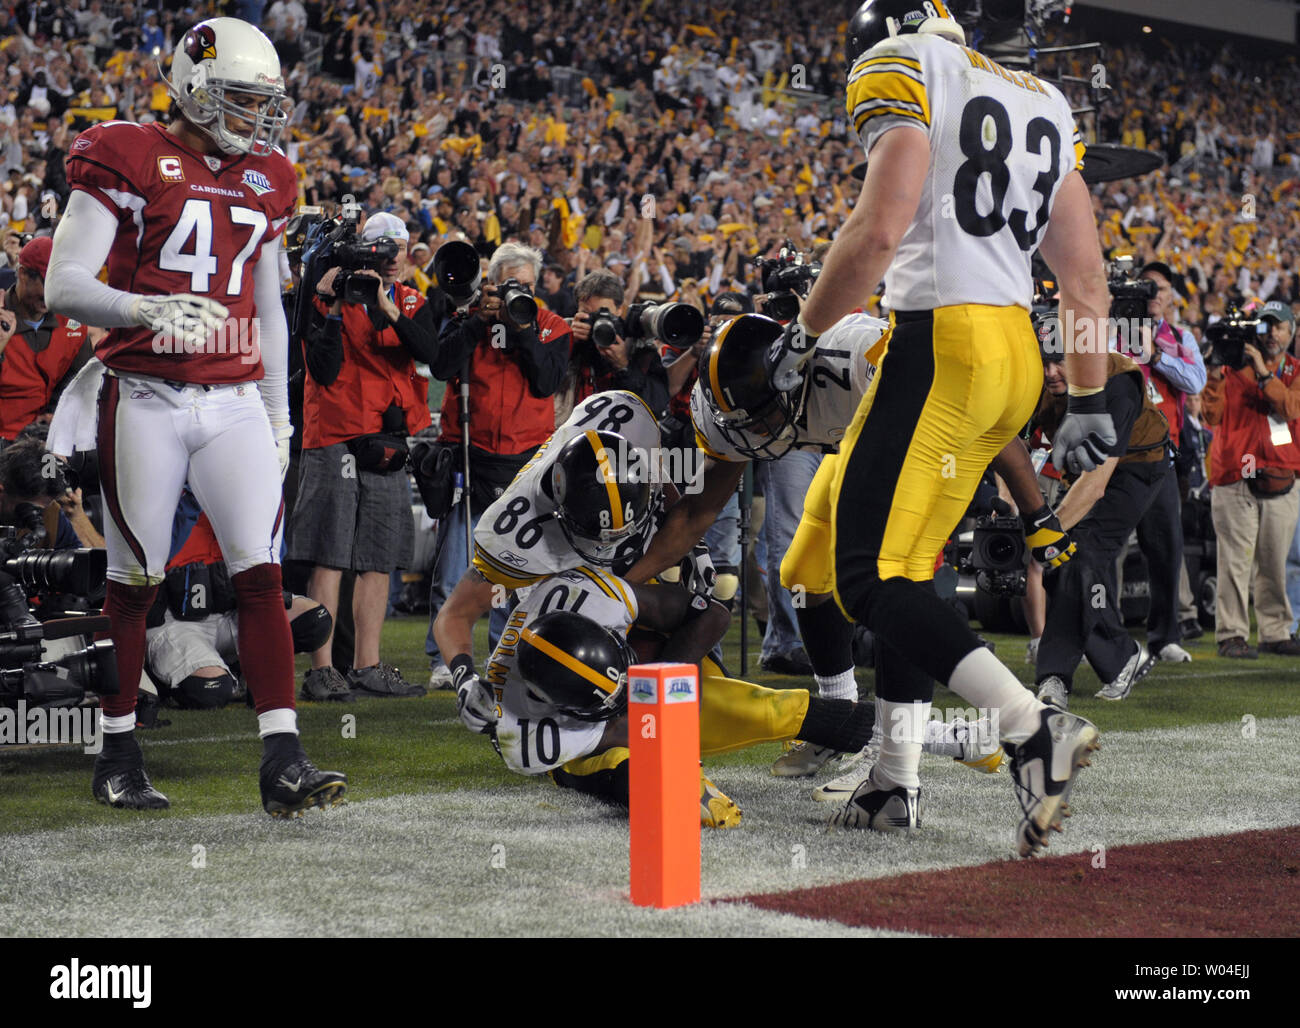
[738,464,754,676]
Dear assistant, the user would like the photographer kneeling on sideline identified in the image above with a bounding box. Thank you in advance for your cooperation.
[290,212,435,700]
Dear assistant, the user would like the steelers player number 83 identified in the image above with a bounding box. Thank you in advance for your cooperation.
[953,97,1060,252]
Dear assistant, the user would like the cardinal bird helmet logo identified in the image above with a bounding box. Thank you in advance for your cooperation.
[184,25,217,63]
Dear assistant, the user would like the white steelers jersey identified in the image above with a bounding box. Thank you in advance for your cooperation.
[691,313,886,462]
[473,390,663,588]
[846,33,1084,311]
[485,567,638,775]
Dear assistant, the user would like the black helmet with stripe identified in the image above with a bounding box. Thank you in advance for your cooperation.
[697,313,807,461]
[551,429,655,567]
[517,611,632,722]
[847,0,965,69]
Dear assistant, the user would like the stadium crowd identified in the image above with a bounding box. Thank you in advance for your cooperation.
[5,0,1300,725]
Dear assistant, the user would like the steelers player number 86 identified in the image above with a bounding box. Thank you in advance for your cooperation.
[953,97,1060,252]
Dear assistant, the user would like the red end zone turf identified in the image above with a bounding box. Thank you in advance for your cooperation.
[730,827,1300,937]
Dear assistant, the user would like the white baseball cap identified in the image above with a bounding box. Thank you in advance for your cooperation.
[360,211,410,242]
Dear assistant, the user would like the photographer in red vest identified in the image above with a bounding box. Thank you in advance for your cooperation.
[290,211,436,700]
[1202,301,1300,658]
[0,237,92,443]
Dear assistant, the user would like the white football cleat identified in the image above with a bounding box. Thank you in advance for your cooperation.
[771,741,844,777]
[812,746,875,803]
[1005,707,1100,857]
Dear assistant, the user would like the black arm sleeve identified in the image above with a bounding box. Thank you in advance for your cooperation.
[391,301,438,365]
[302,307,345,387]
[1105,374,1142,457]
[431,311,487,381]
[508,322,571,398]
[611,349,670,418]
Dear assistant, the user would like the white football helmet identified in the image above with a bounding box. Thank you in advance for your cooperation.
[164,17,289,157]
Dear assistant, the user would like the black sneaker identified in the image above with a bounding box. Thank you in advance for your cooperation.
[92,767,170,810]
[760,648,814,676]
[347,663,426,698]
[300,666,355,703]
[259,757,347,818]
[1180,618,1205,641]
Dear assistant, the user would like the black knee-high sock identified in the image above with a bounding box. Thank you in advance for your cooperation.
[796,697,875,752]
[796,602,856,677]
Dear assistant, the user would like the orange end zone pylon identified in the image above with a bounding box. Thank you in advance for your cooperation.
[628,662,700,908]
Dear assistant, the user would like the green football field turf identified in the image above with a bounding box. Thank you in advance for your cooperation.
[3,614,1297,836]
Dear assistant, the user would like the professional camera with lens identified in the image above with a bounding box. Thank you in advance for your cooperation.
[624,301,705,348]
[497,278,538,331]
[960,514,1028,597]
[0,546,116,708]
[1107,256,1158,323]
[293,200,400,340]
[431,239,482,307]
[1205,304,1265,371]
[757,244,822,322]
[589,310,623,349]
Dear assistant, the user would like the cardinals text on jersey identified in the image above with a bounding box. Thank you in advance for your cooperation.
[487,567,638,775]
[473,391,665,588]
[692,313,886,462]
[65,120,297,384]
[846,34,1083,311]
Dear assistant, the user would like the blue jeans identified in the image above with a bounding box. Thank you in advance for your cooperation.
[1287,514,1300,635]
[425,499,508,666]
[757,450,822,660]
[703,491,741,570]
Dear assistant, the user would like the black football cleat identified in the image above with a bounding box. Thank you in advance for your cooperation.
[93,767,171,810]
[259,757,347,818]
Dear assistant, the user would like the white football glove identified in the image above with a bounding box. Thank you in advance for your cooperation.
[768,315,819,393]
[272,422,293,482]
[132,294,230,353]
[451,656,497,734]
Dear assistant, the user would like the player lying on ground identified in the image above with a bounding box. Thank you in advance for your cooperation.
[455,566,988,827]
[43,17,345,816]
[625,313,1073,793]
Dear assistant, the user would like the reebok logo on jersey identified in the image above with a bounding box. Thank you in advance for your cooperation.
[498,551,528,568]
[73,136,92,151]
[130,389,155,399]
[242,169,273,196]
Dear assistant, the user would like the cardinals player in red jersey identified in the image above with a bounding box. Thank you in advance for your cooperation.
[43,17,346,816]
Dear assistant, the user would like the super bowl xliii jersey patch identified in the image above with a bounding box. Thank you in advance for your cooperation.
[846,34,1083,310]
[473,390,664,587]
[487,567,638,775]
[691,313,884,461]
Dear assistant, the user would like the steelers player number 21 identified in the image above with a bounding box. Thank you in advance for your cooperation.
[159,198,269,294]
[952,97,1060,251]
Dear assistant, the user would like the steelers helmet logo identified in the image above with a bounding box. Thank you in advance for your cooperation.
[184,25,218,63]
